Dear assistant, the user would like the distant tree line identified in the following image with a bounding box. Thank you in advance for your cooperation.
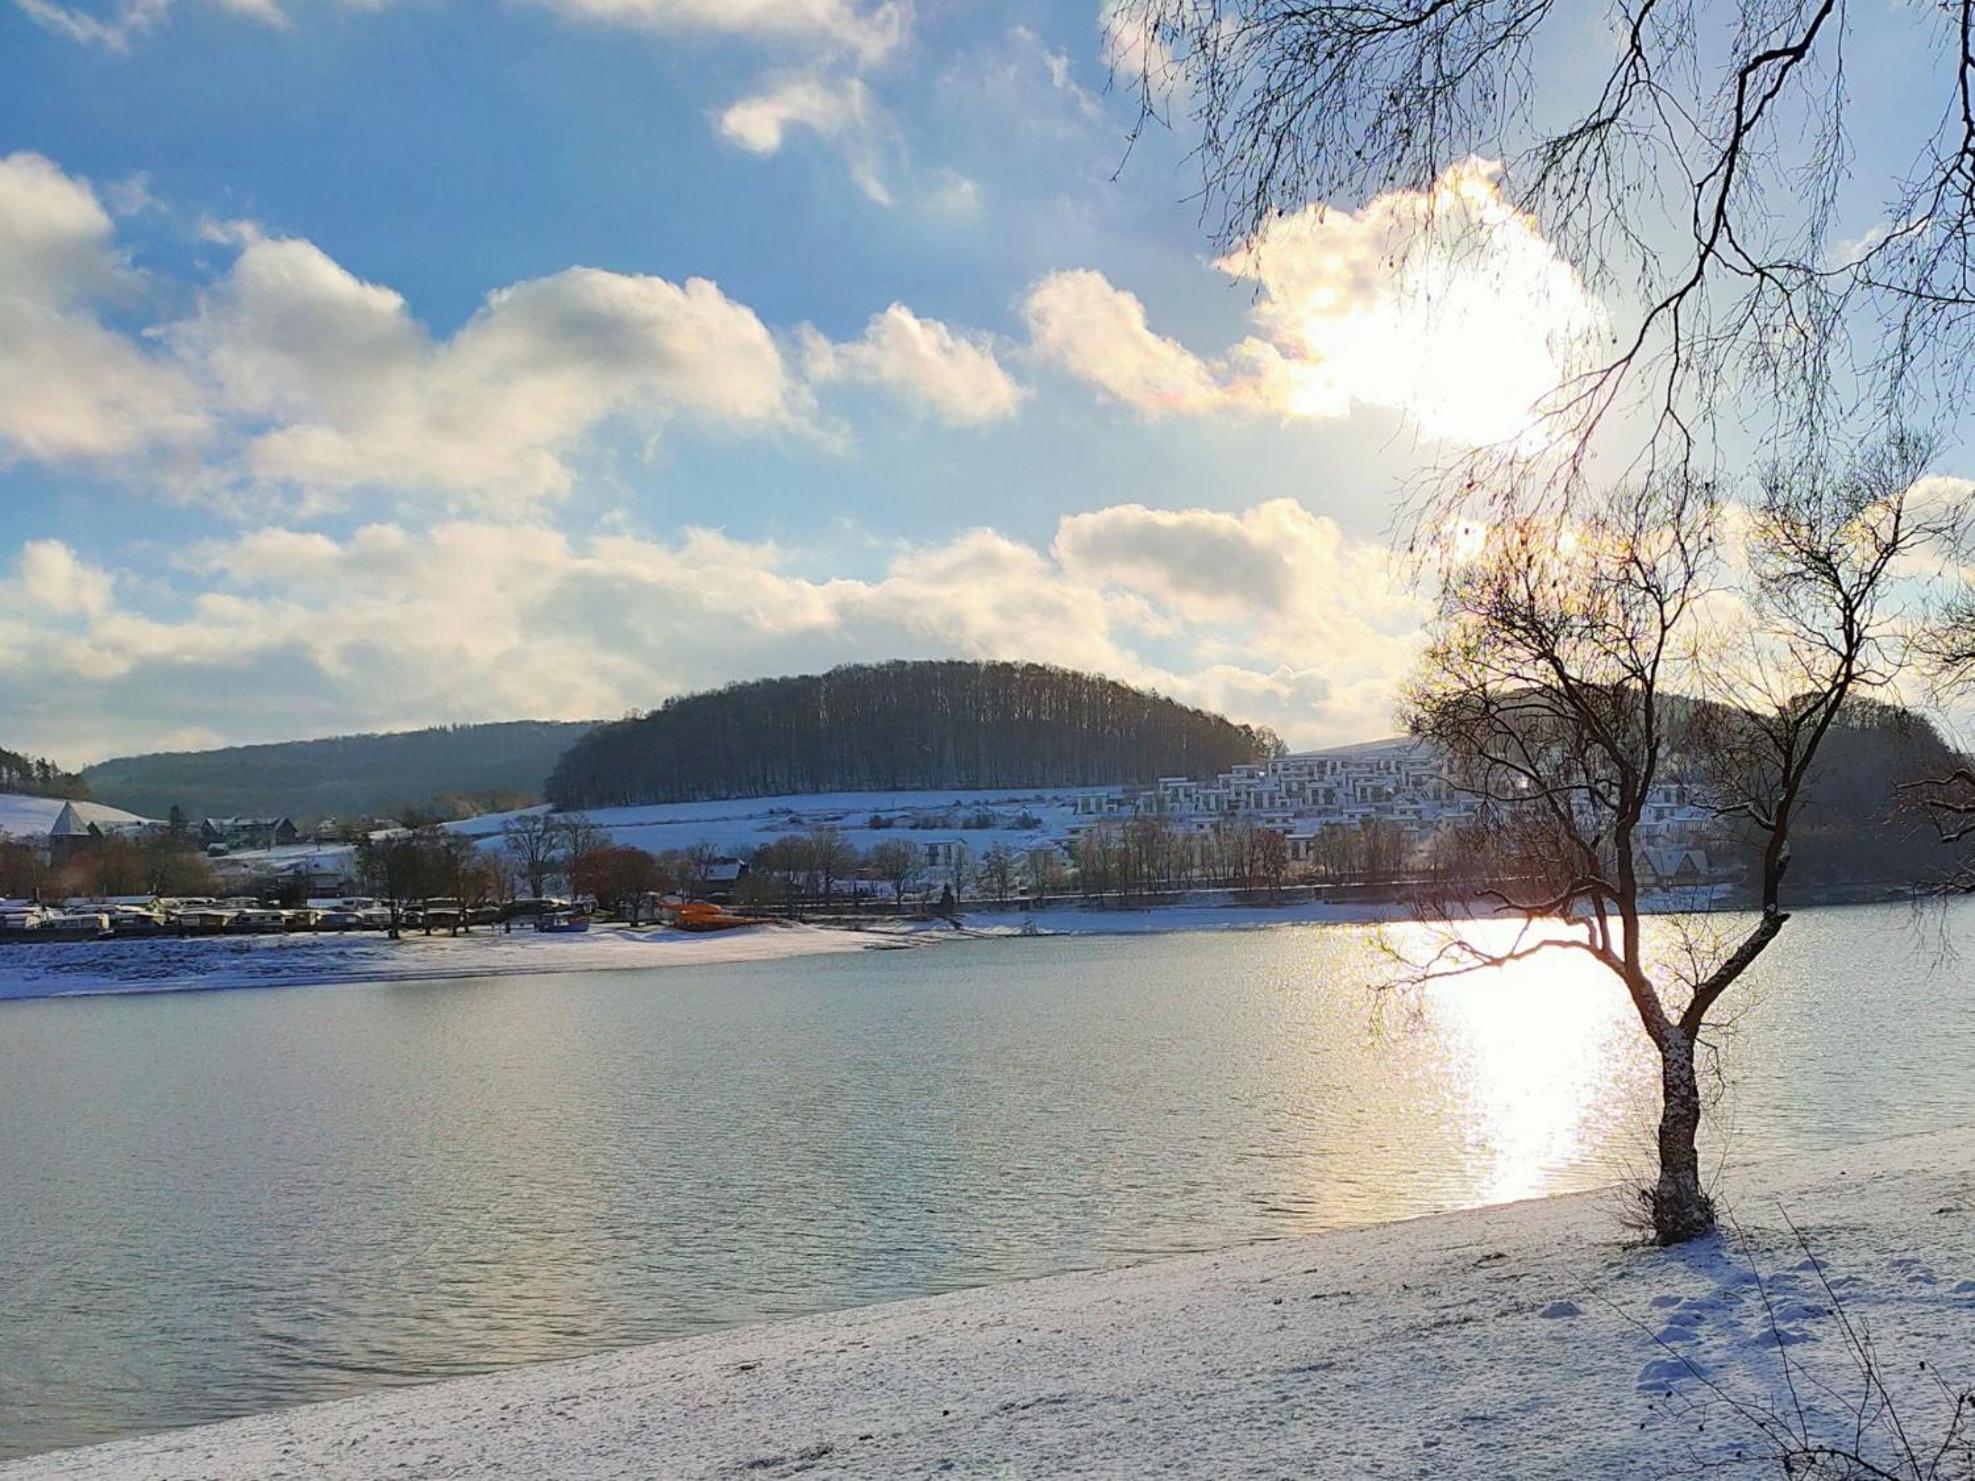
[81,721,595,821]
[0,829,216,901]
[0,746,87,800]
[547,661,1281,808]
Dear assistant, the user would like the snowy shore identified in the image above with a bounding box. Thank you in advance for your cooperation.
[0,921,881,1001]
[0,899,1424,1002]
[12,1128,1972,1479]
[0,892,1791,1002]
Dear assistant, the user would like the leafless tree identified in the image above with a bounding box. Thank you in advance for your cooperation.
[979,841,1021,906]
[804,827,857,906]
[1403,445,1949,1243]
[500,812,562,898]
[867,838,922,913]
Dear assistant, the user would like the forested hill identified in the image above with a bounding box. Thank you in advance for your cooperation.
[81,721,596,821]
[547,662,1281,808]
[0,746,87,799]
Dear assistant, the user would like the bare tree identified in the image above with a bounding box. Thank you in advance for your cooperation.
[501,812,562,899]
[805,827,857,906]
[867,838,921,913]
[556,814,609,895]
[357,830,442,940]
[1405,448,1948,1243]
[979,841,1020,906]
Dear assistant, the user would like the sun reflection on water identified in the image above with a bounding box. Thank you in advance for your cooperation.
[1407,920,1649,1206]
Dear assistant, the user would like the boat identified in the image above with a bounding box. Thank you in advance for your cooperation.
[668,900,771,933]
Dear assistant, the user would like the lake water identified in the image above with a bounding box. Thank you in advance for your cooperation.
[3,903,1972,1461]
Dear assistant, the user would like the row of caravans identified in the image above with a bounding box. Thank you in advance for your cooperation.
[0,896,413,940]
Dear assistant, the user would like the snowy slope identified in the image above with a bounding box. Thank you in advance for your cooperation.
[17,1126,1973,1479]
[451,787,1105,858]
[0,795,154,838]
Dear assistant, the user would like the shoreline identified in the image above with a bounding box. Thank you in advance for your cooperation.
[10,1125,1972,1478]
[0,892,1925,1003]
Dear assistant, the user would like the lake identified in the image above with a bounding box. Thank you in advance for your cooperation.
[2,902,1971,1461]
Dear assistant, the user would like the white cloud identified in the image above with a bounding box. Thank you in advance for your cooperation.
[718,74,894,205]
[1022,268,1290,418]
[1027,160,1603,447]
[0,500,1420,761]
[1096,0,1172,84]
[10,0,171,48]
[17,0,900,53]
[1220,158,1604,446]
[1,154,1049,512]
[0,152,208,466]
[921,169,983,219]
[803,304,1023,424]
[168,232,797,512]
[13,540,115,619]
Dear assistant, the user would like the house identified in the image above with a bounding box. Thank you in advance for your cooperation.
[1642,847,1709,889]
[201,817,300,852]
[700,857,748,903]
[922,838,969,872]
[46,801,96,866]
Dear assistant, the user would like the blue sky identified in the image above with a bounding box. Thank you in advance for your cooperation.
[1,0,1957,765]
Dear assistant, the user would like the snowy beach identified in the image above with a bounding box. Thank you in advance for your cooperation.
[11,1127,1972,1480]
[0,920,882,1001]
[0,900,1420,1002]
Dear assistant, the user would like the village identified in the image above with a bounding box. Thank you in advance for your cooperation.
[0,737,1725,944]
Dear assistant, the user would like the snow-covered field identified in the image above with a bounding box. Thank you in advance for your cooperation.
[0,795,151,838]
[0,921,882,1001]
[14,1127,1971,1479]
[452,786,1102,858]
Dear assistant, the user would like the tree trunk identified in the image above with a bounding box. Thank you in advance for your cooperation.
[1651,1031,1714,1244]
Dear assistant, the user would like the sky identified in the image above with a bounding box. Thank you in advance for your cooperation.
[0,0,1946,766]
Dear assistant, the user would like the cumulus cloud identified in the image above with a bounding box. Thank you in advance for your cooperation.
[1022,269,1291,418]
[802,304,1023,424]
[1220,157,1605,445]
[719,74,894,205]
[13,540,114,618]
[207,259,772,508]
[0,152,208,466]
[1028,160,1603,447]
[0,500,1420,761]
[167,232,797,511]
[3,156,1042,511]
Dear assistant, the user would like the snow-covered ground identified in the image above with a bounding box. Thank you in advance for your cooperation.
[451,787,1101,859]
[13,1127,1971,1479]
[0,921,884,1001]
[0,795,152,838]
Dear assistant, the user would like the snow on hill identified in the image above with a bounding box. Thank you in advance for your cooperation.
[0,795,154,839]
[451,786,1106,858]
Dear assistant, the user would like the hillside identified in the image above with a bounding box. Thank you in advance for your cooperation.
[81,721,596,821]
[546,662,1280,808]
[1,745,87,800]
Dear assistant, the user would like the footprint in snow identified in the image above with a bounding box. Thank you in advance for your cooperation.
[1637,1356,1703,1390]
